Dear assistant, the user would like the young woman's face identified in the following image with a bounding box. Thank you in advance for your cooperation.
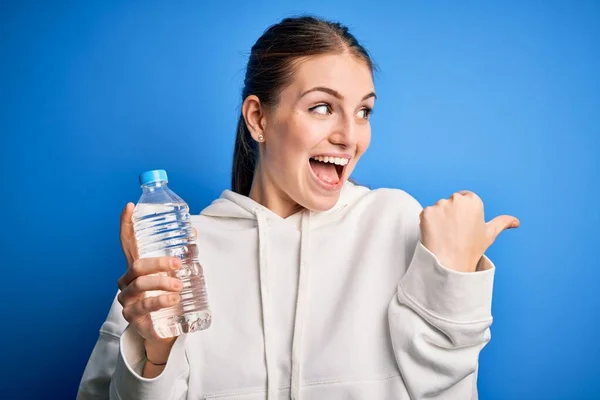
[256,52,375,214]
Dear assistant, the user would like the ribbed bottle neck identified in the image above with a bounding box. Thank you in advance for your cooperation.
[141,180,168,191]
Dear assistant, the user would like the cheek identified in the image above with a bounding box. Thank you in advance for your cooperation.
[273,114,318,159]
[266,117,311,171]
[357,126,372,156]
[287,111,321,148]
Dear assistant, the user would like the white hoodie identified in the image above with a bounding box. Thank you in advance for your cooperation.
[78,182,495,400]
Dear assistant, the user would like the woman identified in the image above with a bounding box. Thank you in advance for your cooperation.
[78,16,519,400]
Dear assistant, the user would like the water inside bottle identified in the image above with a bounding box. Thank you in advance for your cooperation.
[133,202,211,338]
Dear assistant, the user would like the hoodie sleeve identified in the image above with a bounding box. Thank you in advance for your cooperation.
[77,293,190,400]
[388,193,494,399]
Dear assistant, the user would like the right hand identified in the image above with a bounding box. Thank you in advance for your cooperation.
[116,202,183,346]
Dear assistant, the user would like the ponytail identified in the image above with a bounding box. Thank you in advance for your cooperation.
[231,114,258,196]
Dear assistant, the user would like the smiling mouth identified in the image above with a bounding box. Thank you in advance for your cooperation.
[309,155,349,186]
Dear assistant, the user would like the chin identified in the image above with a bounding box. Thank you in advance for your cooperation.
[301,188,342,212]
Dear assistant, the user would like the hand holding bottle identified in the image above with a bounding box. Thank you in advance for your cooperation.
[117,202,183,348]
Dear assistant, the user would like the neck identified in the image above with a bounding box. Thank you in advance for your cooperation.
[248,164,303,218]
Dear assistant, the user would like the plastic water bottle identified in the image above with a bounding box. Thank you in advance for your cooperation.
[132,169,211,338]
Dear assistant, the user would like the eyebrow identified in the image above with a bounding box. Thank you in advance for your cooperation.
[300,86,377,101]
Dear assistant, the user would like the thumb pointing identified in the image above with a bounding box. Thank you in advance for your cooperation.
[486,215,520,242]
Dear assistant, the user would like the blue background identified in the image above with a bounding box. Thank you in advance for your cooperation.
[2,1,599,399]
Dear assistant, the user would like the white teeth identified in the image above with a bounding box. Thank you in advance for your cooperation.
[311,156,349,166]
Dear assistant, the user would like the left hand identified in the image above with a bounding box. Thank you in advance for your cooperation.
[419,191,520,273]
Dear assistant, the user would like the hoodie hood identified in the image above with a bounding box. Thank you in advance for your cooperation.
[200,181,368,227]
[198,180,368,399]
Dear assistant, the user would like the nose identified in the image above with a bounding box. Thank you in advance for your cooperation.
[328,114,356,149]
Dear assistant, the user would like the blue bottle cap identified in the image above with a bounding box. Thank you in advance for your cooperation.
[139,169,168,185]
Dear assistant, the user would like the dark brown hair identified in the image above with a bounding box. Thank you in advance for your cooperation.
[231,16,375,195]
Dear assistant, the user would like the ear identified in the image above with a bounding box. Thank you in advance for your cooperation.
[242,95,267,142]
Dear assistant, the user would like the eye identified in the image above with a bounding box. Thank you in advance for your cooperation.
[309,103,332,115]
[357,107,373,120]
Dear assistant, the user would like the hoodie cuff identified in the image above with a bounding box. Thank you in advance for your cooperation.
[399,242,495,323]
[111,326,188,400]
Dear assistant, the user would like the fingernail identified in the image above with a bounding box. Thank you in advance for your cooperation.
[170,258,181,270]
[169,294,180,302]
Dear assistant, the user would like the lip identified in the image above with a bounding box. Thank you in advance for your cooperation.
[308,155,351,192]
[309,152,353,160]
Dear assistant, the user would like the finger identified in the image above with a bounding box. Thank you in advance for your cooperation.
[485,215,520,242]
[117,257,181,290]
[434,198,449,206]
[122,293,181,322]
[457,190,482,203]
[120,275,183,305]
[448,191,473,200]
[117,290,125,306]
[192,227,198,240]
[120,202,137,265]
[456,191,484,209]
[120,202,134,234]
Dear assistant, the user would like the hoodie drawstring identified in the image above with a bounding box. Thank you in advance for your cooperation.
[255,208,311,400]
[256,209,278,399]
[291,210,311,400]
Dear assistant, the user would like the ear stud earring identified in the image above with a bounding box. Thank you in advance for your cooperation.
[257,134,264,142]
